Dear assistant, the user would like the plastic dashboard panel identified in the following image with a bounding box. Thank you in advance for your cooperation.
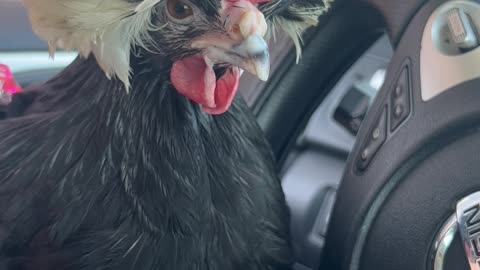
[302,35,393,154]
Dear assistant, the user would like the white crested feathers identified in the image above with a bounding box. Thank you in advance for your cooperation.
[21,0,333,91]
[269,0,334,63]
[22,0,162,91]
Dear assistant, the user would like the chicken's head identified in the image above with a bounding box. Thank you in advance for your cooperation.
[22,0,333,114]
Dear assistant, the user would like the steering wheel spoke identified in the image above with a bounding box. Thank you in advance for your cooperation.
[322,1,480,270]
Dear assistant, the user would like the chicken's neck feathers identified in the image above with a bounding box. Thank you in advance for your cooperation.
[17,55,279,238]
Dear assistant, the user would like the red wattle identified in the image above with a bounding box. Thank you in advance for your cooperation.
[170,56,240,115]
[202,68,240,115]
[171,56,216,108]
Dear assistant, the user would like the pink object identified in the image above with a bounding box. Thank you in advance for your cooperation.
[0,64,22,94]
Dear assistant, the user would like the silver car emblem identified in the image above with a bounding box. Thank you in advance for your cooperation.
[433,192,480,270]
[456,191,480,270]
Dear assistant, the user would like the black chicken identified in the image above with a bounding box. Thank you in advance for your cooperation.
[0,0,332,269]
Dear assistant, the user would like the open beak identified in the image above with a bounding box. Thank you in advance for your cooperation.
[191,1,270,81]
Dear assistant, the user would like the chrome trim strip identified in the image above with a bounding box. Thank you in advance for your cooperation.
[432,214,458,270]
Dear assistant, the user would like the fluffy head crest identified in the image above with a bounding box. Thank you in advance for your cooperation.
[266,0,334,63]
[22,0,334,91]
[22,0,162,91]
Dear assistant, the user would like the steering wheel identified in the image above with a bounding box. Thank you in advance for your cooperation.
[320,0,480,269]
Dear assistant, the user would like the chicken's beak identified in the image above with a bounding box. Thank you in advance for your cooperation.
[191,1,270,81]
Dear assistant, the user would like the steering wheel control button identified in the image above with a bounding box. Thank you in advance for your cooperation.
[390,67,411,132]
[360,149,369,161]
[456,191,480,270]
[372,128,380,140]
[394,105,403,118]
[446,7,479,50]
[394,85,403,98]
[356,107,387,171]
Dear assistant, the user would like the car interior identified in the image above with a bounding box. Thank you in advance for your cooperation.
[2,0,480,269]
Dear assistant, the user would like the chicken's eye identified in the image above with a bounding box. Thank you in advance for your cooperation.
[167,0,194,21]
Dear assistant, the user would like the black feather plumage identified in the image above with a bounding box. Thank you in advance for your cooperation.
[0,55,292,270]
